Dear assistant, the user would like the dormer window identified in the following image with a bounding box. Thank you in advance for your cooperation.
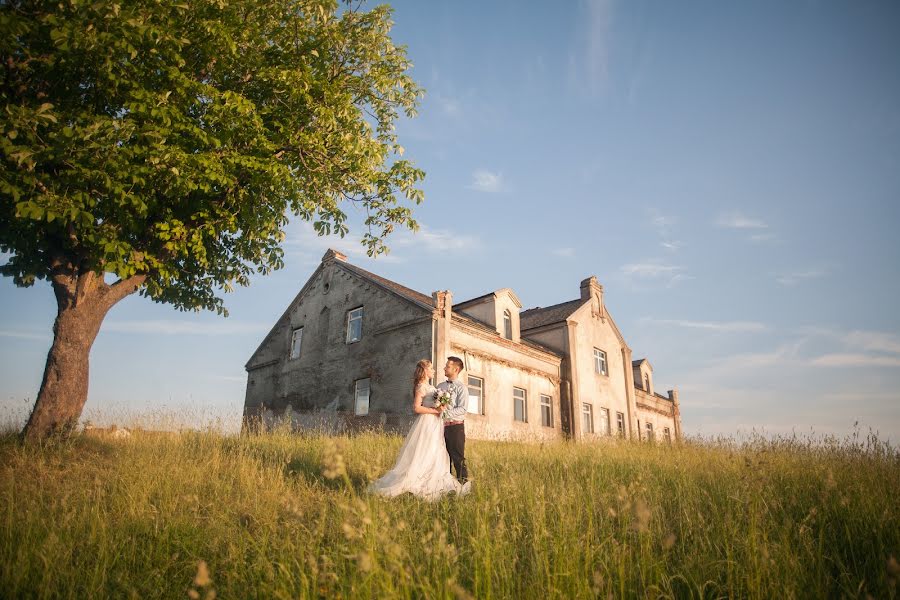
[644,373,650,392]
[503,309,513,340]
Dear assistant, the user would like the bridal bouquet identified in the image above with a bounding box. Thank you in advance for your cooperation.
[433,390,453,409]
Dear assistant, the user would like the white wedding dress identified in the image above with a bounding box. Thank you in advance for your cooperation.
[368,383,464,500]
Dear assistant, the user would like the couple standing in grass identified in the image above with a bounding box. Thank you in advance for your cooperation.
[368,357,472,500]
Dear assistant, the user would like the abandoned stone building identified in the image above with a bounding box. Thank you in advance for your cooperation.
[243,249,682,441]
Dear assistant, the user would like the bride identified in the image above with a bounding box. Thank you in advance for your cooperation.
[368,359,466,500]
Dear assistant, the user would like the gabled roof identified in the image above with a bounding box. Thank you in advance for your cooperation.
[520,299,586,330]
[246,251,434,369]
[455,287,522,310]
[632,358,653,371]
[338,260,434,310]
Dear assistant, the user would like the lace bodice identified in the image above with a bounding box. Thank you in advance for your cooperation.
[417,383,438,407]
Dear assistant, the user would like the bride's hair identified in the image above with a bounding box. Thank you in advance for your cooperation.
[412,359,431,397]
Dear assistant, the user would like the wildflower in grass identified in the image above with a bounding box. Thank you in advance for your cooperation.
[193,561,211,587]
[662,533,677,550]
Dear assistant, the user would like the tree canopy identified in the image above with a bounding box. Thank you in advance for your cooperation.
[1,0,425,315]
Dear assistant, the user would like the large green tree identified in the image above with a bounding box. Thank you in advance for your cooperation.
[0,0,425,440]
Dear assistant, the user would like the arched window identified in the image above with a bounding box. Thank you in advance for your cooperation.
[644,373,650,392]
[503,309,513,340]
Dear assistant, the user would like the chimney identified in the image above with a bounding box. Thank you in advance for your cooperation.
[580,276,604,318]
[321,248,347,263]
[580,276,602,301]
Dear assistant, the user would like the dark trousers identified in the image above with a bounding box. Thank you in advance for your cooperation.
[443,423,468,483]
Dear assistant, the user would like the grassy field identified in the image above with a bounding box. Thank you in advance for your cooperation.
[1,427,898,599]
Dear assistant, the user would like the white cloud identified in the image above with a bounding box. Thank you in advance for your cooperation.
[0,330,49,341]
[844,330,900,355]
[776,268,828,286]
[574,0,615,95]
[435,94,461,117]
[715,212,769,229]
[808,353,900,368]
[552,247,576,258]
[645,208,682,253]
[660,240,683,252]
[103,320,269,336]
[749,232,776,243]
[468,169,505,193]
[640,318,768,333]
[393,225,481,253]
[621,262,683,278]
[620,261,691,288]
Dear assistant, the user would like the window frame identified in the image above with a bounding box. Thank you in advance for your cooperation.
[663,427,672,443]
[503,309,513,340]
[540,394,553,428]
[354,378,370,416]
[645,421,654,441]
[616,411,626,437]
[593,348,608,376]
[581,403,594,434]
[467,375,484,415]
[289,327,303,360]
[346,306,364,344]
[644,373,651,392]
[599,407,611,436]
[513,387,527,423]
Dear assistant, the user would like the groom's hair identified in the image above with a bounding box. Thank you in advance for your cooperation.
[447,356,464,372]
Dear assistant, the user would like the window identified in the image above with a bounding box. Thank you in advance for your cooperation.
[581,403,594,434]
[663,427,672,443]
[593,348,608,375]
[290,327,303,359]
[616,412,626,437]
[503,309,513,340]
[645,421,654,441]
[467,376,484,414]
[643,373,650,392]
[346,307,363,343]
[540,394,553,427]
[599,407,611,435]
[513,387,527,422]
[354,378,370,415]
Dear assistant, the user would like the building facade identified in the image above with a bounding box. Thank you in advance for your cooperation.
[243,249,682,441]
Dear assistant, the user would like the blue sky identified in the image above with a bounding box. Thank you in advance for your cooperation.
[2,1,899,440]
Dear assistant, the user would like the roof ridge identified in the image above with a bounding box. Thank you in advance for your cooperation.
[338,261,434,308]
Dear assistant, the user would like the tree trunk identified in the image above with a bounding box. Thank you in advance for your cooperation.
[21,267,146,442]
[22,303,106,440]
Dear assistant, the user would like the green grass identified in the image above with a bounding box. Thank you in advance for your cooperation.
[1,427,898,599]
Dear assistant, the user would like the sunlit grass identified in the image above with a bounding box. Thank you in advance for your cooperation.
[1,422,897,598]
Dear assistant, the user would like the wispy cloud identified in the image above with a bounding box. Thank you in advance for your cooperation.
[0,330,49,341]
[620,261,691,288]
[468,169,506,193]
[808,353,900,368]
[571,0,615,96]
[640,318,768,333]
[434,93,461,117]
[103,320,269,336]
[646,208,682,252]
[393,225,481,253]
[715,212,769,230]
[776,268,828,286]
[844,330,900,355]
[621,262,683,278]
[552,247,576,258]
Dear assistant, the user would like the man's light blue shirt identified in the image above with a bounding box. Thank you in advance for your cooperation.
[436,378,467,422]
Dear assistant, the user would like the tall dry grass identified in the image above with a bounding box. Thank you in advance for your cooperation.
[0,423,897,598]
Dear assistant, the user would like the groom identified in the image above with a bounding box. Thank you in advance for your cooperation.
[436,356,470,489]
